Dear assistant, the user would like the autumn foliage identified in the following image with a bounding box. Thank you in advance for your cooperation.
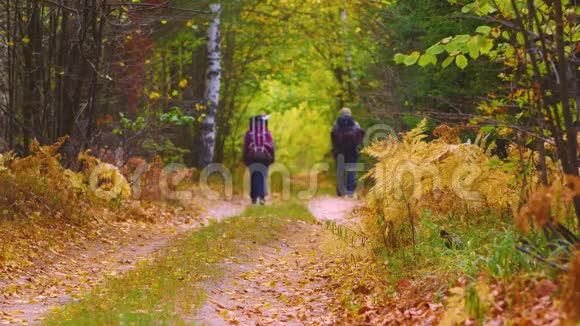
[517,176,580,233]
[361,121,525,248]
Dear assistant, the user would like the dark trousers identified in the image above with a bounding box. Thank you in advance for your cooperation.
[336,154,358,196]
[248,164,268,201]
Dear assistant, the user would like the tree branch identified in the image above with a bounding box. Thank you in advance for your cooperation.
[106,2,211,14]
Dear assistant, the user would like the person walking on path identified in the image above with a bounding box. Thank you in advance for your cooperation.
[243,115,275,205]
[331,108,365,197]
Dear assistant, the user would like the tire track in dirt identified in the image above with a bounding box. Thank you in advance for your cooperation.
[195,197,361,325]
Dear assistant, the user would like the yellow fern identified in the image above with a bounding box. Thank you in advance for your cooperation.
[361,120,537,248]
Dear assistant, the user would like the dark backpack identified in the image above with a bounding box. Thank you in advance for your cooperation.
[247,117,274,163]
[334,116,363,153]
[247,137,273,162]
[335,127,361,153]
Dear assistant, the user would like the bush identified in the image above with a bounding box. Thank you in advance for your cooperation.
[361,120,555,249]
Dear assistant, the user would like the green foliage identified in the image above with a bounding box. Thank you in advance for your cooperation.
[228,68,337,170]
[465,284,488,323]
[239,201,316,223]
[159,107,197,126]
[375,0,500,112]
[400,114,437,132]
[378,212,544,282]
[142,139,190,164]
[114,113,145,135]
[219,0,382,169]
[268,103,333,173]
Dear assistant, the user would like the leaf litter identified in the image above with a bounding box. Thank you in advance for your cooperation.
[0,199,246,325]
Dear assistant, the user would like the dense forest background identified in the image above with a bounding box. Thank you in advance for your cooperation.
[0,0,515,171]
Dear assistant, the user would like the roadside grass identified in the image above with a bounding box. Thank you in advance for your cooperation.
[46,201,315,325]
[373,211,579,323]
[377,211,556,291]
[240,200,316,223]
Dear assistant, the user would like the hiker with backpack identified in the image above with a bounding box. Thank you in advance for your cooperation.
[331,108,365,197]
[243,115,275,205]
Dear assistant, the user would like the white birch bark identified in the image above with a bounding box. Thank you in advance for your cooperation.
[199,3,222,167]
[341,6,355,100]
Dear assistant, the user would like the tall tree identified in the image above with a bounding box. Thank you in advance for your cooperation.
[199,3,222,167]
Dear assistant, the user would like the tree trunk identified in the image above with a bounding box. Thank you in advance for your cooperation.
[198,3,222,167]
[340,7,355,104]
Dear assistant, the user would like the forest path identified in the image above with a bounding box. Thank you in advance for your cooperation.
[0,199,247,325]
[307,196,362,226]
[195,196,362,325]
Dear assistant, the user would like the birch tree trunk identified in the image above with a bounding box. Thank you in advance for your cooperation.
[199,3,222,167]
[340,6,355,105]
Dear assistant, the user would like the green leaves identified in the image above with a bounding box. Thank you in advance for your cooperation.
[426,44,445,56]
[475,26,491,35]
[468,36,481,59]
[394,24,500,71]
[394,53,405,64]
[461,2,497,16]
[442,56,455,68]
[456,54,468,70]
[159,107,195,126]
[418,53,437,67]
[403,52,420,66]
[394,51,437,67]
[479,38,494,55]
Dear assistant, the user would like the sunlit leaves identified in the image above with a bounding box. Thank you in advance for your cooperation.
[418,53,437,67]
[479,38,494,54]
[442,56,454,68]
[178,79,188,89]
[426,44,445,56]
[159,107,195,126]
[403,51,420,66]
[393,53,405,64]
[148,92,161,100]
[455,54,468,69]
[475,25,491,35]
[461,1,498,16]
[467,36,480,59]
[394,26,500,70]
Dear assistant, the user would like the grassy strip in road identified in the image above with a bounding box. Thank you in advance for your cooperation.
[46,201,314,325]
